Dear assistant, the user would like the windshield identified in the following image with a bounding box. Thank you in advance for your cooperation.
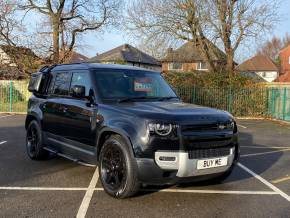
[93,69,177,101]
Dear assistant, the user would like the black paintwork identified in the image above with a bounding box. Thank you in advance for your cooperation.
[26,63,239,184]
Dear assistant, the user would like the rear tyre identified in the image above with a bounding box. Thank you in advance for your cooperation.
[99,135,140,198]
[26,120,48,160]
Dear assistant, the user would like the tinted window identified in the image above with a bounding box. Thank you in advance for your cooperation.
[94,70,177,100]
[70,72,91,96]
[53,72,71,96]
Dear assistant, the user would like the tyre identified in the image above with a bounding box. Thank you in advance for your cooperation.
[99,135,140,198]
[26,120,48,160]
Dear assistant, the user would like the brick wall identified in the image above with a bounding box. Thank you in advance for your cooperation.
[280,46,290,75]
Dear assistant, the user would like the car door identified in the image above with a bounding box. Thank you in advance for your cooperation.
[60,70,98,146]
[42,71,72,138]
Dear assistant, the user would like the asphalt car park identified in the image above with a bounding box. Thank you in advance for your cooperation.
[0,115,290,217]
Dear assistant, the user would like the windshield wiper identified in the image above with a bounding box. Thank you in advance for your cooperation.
[118,96,161,103]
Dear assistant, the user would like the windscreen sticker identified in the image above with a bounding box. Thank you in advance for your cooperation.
[134,78,153,92]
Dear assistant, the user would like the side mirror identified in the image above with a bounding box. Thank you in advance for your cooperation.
[71,85,86,99]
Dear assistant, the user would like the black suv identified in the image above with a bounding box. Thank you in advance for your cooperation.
[26,63,239,198]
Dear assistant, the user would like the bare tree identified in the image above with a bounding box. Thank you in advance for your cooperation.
[0,0,20,46]
[126,0,280,74]
[21,0,122,63]
[256,34,290,64]
[125,0,218,72]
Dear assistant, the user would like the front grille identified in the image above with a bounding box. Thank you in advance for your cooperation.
[188,147,231,159]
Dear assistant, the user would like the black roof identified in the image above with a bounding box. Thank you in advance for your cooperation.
[46,63,160,73]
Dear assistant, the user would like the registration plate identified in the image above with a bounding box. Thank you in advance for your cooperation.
[197,157,228,170]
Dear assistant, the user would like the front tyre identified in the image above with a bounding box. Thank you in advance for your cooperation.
[99,135,140,198]
[26,120,48,160]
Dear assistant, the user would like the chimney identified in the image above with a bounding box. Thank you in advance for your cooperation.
[122,44,129,51]
[167,48,173,54]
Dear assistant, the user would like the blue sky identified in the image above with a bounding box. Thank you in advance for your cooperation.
[21,1,290,62]
[80,0,290,61]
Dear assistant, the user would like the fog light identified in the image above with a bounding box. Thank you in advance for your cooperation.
[159,156,176,161]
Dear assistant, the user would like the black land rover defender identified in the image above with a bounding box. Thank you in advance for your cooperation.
[26,63,239,198]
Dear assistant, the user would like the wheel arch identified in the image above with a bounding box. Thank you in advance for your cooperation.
[96,127,135,161]
[25,113,41,129]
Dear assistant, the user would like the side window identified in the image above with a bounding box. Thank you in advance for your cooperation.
[53,72,71,96]
[70,72,91,96]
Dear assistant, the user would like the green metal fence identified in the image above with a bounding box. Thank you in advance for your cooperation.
[0,80,30,113]
[0,80,290,121]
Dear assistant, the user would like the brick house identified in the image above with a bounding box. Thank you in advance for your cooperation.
[237,55,279,82]
[161,41,227,72]
[279,44,290,75]
[89,44,161,71]
[275,45,290,82]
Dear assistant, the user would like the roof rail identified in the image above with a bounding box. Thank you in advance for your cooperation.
[39,64,57,73]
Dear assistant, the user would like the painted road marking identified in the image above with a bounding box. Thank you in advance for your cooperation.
[0,115,14,119]
[0,187,87,191]
[0,186,278,195]
[237,124,247,129]
[272,176,290,184]
[241,148,290,158]
[0,141,7,145]
[241,146,290,149]
[139,189,277,195]
[76,167,99,218]
[238,163,290,203]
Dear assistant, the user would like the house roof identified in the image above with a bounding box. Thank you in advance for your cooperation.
[162,40,227,62]
[89,44,161,66]
[279,44,290,54]
[237,55,278,72]
[69,52,89,63]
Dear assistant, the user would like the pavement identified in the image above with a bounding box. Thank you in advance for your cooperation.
[0,115,290,217]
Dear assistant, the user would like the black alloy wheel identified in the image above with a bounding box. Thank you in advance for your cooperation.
[99,135,140,198]
[100,144,126,191]
[26,120,48,160]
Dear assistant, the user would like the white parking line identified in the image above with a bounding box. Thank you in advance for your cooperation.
[76,167,99,218]
[0,186,278,196]
[272,176,290,184]
[238,163,290,202]
[237,124,247,129]
[241,148,290,157]
[0,187,87,191]
[241,146,290,149]
[0,115,14,119]
[139,189,277,195]
[0,141,7,145]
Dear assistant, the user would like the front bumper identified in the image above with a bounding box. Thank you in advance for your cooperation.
[136,147,238,185]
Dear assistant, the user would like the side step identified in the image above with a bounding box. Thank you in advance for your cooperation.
[44,147,96,168]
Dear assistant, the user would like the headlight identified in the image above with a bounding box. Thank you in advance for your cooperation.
[148,123,173,136]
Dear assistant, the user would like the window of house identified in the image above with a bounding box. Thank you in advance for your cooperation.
[168,62,182,70]
[53,72,72,96]
[197,62,208,70]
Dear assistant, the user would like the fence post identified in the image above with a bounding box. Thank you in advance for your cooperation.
[9,81,13,112]
[228,87,233,113]
[282,88,287,120]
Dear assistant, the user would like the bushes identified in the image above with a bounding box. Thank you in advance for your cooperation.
[162,71,268,117]
[162,71,256,88]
